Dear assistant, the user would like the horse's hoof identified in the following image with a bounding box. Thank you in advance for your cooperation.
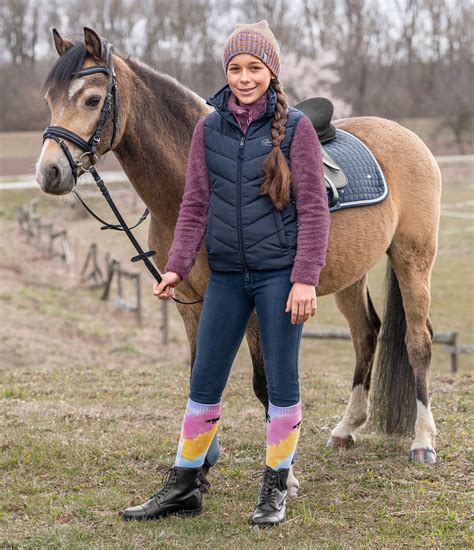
[326,434,355,448]
[409,448,437,464]
[287,485,299,497]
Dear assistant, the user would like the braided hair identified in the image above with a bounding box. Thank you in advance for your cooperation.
[259,77,292,211]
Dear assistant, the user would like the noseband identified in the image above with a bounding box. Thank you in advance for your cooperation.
[42,40,202,305]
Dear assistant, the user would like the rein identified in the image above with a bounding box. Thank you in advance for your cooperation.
[42,41,203,305]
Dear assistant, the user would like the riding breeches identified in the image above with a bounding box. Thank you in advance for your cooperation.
[189,266,304,407]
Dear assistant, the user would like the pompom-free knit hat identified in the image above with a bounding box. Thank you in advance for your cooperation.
[222,19,281,78]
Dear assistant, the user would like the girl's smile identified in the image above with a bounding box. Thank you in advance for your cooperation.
[238,86,257,94]
[226,53,273,104]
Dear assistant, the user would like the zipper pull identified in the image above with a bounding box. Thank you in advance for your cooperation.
[239,136,245,158]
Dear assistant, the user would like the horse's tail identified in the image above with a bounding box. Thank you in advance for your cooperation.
[369,259,416,435]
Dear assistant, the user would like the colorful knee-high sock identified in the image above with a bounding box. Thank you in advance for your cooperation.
[266,401,302,471]
[174,398,221,468]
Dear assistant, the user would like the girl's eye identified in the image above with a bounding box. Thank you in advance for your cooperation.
[85,96,101,108]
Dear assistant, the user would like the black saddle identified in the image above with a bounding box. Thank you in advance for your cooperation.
[294,97,347,207]
[294,97,337,143]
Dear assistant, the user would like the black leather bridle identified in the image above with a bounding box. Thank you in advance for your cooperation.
[43,40,202,305]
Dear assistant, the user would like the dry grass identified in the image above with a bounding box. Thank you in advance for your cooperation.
[0,161,473,548]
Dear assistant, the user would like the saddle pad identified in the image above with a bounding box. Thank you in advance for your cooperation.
[322,128,389,212]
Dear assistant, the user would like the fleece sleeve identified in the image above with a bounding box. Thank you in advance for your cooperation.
[164,116,210,279]
[289,115,330,286]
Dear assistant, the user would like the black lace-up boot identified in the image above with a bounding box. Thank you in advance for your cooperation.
[122,466,202,520]
[251,466,289,527]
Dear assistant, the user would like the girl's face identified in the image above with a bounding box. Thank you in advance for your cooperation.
[226,53,273,105]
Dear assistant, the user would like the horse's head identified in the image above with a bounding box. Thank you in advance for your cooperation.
[36,28,122,195]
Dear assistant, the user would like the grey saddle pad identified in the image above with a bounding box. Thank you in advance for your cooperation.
[322,128,389,212]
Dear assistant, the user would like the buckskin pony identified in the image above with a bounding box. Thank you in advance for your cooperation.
[36,28,442,495]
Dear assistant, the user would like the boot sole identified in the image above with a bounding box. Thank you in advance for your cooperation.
[251,520,282,528]
[122,506,203,521]
[251,513,286,528]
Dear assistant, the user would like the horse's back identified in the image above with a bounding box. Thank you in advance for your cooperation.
[334,116,441,186]
[317,115,441,296]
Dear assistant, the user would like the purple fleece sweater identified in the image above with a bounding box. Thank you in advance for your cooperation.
[164,91,330,286]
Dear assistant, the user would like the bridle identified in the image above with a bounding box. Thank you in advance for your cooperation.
[43,42,118,183]
[42,40,202,305]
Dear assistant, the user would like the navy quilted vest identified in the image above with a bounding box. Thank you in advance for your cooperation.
[204,83,304,272]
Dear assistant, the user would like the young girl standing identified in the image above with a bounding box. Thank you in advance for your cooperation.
[122,20,330,527]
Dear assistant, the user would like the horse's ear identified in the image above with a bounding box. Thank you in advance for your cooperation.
[53,28,73,57]
[83,27,104,61]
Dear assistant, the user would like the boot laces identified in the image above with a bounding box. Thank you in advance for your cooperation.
[253,468,285,507]
[150,466,177,500]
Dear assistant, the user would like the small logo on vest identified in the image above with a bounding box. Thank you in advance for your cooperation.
[261,138,273,147]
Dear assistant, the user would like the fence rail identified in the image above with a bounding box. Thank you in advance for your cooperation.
[16,199,166,332]
[302,329,472,372]
[17,199,71,267]
[16,198,472,354]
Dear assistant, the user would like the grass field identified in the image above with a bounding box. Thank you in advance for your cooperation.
[0,152,473,547]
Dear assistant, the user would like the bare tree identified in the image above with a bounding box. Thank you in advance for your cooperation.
[0,0,471,150]
[302,0,338,52]
[0,0,41,64]
[281,50,352,117]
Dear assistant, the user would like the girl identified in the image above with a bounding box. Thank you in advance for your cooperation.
[122,20,330,527]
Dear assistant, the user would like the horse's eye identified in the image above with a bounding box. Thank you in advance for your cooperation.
[86,96,101,108]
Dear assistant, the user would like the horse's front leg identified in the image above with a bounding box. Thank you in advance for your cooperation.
[327,276,381,448]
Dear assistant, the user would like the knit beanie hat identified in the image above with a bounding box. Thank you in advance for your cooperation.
[222,20,281,78]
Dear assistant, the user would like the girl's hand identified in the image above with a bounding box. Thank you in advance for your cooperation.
[153,271,182,301]
[285,283,317,324]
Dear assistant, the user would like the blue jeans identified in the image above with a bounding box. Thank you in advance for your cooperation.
[189,266,304,407]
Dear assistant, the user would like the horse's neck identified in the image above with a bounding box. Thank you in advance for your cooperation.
[113,59,208,224]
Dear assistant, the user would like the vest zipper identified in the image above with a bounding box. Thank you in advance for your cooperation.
[237,135,249,272]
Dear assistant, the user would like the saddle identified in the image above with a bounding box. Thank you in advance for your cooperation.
[294,97,347,207]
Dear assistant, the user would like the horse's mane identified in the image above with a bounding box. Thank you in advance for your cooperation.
[43,43,88,95]
[124,54,207,118]
[42,41,206,117]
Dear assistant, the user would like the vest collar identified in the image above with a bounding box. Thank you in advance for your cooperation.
[206,83,277,129]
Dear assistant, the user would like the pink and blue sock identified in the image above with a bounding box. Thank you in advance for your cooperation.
[174,398,221,468]
[266,401,302,471]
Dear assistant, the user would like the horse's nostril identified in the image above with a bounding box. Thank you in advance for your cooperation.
[42,163,63,191]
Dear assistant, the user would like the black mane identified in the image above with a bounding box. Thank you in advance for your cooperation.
[42,41,204,145]
[43,43,89,95]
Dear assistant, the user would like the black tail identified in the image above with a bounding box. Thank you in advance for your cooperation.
[369,260,417,435]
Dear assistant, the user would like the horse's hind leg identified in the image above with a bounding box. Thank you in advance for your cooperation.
[387,239,437,464]
[327,274,381,447]
[246,312,300,497]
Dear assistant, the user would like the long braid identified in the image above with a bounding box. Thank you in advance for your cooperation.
[259,77,292,211]
[270,78,288,146]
